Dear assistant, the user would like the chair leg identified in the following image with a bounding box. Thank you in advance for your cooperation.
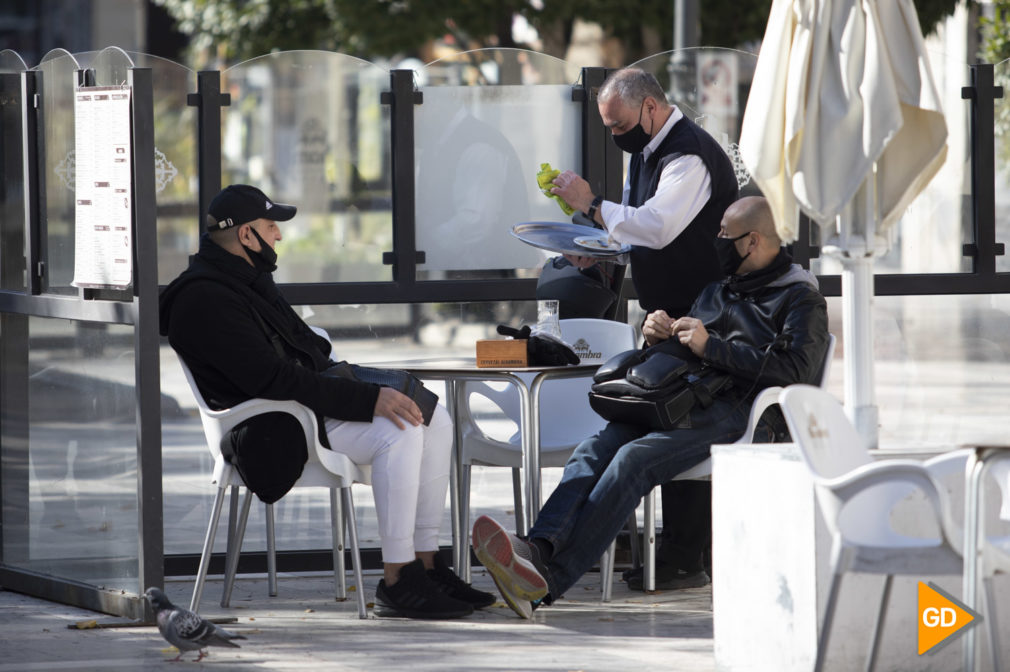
[511,467,525,536]
[983,576,1002,672]
[189,486,229,612]
[341,487,368,619]
[644,487,657,592]
[331,488,347,600]
[265,503,277,597]
[627,514,641,570]
[221,488,254,608]
[600,540,616,602]
[459,464,473,582]
[225,486,239,569]
[815,571,845,672]
[865,574,892,672]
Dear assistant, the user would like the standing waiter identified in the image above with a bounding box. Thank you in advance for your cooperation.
[550,67,739,590]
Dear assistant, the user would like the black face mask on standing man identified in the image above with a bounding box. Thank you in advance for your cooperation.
[611,101,653,154]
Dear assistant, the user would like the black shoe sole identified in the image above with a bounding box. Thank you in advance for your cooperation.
[372,600,473,619]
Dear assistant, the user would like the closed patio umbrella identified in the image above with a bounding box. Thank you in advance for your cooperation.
[739,0,947,448]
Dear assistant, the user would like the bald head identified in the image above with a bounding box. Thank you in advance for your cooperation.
[723,196,780,247]
[718,196,783,274]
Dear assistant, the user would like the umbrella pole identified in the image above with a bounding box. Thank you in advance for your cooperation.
[828,178,881,450]
[840,254,879,450]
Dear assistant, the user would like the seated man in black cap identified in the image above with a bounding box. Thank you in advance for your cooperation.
[160,184,493,619]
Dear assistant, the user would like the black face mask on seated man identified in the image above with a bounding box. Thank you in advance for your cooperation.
[713,231,752,277]
[244,227,278,273]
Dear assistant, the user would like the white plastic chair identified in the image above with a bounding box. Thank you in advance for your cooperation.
[779,384,965,672]
[457,318,638,570]
[179,356,372,618]
[616,333,837,597]
[930,448,1010,671]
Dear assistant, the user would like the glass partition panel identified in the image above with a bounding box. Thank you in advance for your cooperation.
[1,317,140,593]
[416,50,576,277]
[995,57,1010,273]
[0,49,28,73]
[1,71,26,292]
[33,49,79,294]
[221,51,391,285]
[70,50,198,283]
[827,294,1010,451]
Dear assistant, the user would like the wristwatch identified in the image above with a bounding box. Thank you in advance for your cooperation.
[586,194,604,221]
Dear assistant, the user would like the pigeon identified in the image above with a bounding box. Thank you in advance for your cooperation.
[145,587,246,662]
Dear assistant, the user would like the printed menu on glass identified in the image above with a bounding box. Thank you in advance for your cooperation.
[72,86,133,290]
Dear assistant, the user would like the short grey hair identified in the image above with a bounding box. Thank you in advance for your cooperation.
[598,68,669,108]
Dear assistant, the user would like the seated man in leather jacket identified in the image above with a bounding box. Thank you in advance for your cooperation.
[160,185,493,620]
[472,196,830,618]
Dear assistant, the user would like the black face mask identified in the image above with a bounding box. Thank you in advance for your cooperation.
[611,102,653,154]
[713,232,752,276]
[243,226,278,273]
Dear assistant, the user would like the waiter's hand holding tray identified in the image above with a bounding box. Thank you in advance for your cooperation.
[511,221,631,259]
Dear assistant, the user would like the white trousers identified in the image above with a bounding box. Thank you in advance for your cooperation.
[324,404,452,564]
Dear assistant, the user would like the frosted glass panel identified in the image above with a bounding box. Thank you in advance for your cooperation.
[414,84,576,273]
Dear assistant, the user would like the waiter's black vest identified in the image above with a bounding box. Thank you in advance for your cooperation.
[628,115,738,315]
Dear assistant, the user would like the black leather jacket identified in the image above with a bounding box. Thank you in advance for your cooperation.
[691,260,830,398]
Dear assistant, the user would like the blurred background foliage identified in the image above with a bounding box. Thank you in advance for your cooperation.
[154,0,967,69]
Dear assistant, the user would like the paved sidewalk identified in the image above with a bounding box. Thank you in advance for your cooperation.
[0,569,714,671]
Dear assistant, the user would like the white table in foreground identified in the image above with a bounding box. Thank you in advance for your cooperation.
[369,357,599,573]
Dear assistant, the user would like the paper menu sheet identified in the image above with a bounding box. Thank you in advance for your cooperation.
[72,86,133,290]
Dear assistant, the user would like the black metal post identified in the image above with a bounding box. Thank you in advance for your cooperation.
[22,70,43,294]
[129,66,164,621]
[962,63,1005,275]
[381,69,424,283]
[188,71,230,228]
[578,66,629,321]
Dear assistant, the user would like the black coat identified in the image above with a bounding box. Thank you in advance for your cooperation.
[159,235,380,425]
[690,255,830,397]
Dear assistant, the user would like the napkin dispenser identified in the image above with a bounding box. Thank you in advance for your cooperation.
[475,339,528,368]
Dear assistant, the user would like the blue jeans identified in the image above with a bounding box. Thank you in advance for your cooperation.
[528,396,757,598]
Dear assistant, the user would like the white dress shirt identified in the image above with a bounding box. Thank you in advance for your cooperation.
[598,106,712,250]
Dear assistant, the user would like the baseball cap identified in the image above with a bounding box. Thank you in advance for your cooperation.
[206,184,297,231]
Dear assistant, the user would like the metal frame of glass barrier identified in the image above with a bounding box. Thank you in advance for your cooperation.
[0,56,163,620]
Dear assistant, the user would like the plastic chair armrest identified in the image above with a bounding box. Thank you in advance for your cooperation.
[823,459,960,548]
[738,386,782,443]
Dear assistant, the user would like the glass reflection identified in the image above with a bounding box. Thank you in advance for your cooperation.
[1,317,140,593]
[33,50,79,294]
[0,71,26,291]
[994,57,1010,273]
[829,294,1010,450]
[222,51,392,285]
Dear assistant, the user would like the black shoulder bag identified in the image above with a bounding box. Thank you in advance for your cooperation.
[588,338,733,431]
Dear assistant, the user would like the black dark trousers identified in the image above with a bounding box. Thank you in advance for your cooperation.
[658,480,711,572]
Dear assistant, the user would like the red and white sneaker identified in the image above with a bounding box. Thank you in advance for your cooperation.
[471,515,548,619]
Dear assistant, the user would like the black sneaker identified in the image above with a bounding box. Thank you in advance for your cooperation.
[427,554,496,609]
[624,561,710,591]
[373,558,474,619]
